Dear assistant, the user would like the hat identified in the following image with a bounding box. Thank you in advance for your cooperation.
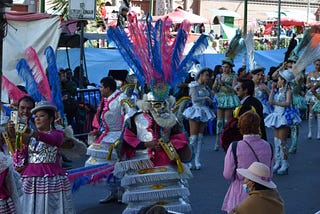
[287,55,298,63]
[31,101,57,114]
[279,69,295,83]
[108,69,129,82]
[250,64,265,74]
[222,57,235,67]
[237,162,276,189]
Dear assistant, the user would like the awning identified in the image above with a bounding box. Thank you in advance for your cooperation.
[220,23,237,40]
[210,9,241,18]
[156,8,209,24]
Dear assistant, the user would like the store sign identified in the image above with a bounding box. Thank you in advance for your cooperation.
[69,0,96,20]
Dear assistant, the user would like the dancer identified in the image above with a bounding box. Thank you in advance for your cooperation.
[251,66,271,117]
[305,59,320,140]
[20,101,75,213]
[264,70,301,175]
[183,67,216,170]
[212,57,240,151]
[86,76,135,203]
[107,12,208,213]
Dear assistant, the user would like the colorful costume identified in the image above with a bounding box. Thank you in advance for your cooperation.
[265,70,301,175]
[86,89,135,166]
[183,81,215,122]
[0,152,23,214]
[255,85,272,116]
[116,96,192,213]
[215,73,240,109]
[264,88,301,128]
[107,11,207,213]
[20,130,75,213]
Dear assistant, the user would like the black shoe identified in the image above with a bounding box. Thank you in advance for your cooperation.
[99,194,116,204]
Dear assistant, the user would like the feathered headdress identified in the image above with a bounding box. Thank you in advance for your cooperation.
[225,29,246,65]
[292,26,320,75]
[3,46,65,121]
[107,13,208,100]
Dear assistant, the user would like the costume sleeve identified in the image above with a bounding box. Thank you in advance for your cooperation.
[223,142,236,180]
[38,130,64,147]
[123,128,141,148]
[170,133,188,149]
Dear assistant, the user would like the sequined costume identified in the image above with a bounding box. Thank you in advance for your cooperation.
[116,109,192,214]
[215,73,240,109]
[20,130,75,214]
[264,88,301,128]
[255,85,272,116]
[182,81,216,122]
[305,76,320,104]
[292,82,307,111]
[86,89,135,166]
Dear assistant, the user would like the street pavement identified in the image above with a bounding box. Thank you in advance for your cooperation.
[72,120,320,214]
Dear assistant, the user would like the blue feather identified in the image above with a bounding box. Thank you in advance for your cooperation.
[177,34,209,87]
[171,29,188,78]
[107,26,146,86]
[44,46,64,118]
[153,19,164,78]
[16,59,42,102]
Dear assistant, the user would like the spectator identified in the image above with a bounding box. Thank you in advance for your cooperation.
[73,66,90,89]
[59,69,78,127]
[222,111,273,213]
[229,162,285,214]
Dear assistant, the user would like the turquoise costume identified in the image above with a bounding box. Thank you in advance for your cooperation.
[215,73,240,109]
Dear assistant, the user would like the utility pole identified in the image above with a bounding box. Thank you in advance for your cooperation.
[243,0,247,35]
[277,0,281,49]
[150,0,154,15]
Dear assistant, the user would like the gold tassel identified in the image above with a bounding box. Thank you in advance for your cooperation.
[176,158,184,174]
[2,132,14,155]
[106,144,114,160]
[159,138,184,173]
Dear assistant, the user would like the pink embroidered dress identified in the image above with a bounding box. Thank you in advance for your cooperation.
[20,129,75,214]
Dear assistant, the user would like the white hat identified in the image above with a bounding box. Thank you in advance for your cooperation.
[237,162,276,189]
[279,69,295,83]
[31,101,57,114]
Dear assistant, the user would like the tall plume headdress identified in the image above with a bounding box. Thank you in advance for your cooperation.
[107,13,208,100]
[225,29,246,66]
[292,26,320,76]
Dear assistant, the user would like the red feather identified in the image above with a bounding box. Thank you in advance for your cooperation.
[25,46,52,102]
[2,76,28,104]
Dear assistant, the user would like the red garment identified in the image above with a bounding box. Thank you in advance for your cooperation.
[122,112,188,166]
[0,169,9,200]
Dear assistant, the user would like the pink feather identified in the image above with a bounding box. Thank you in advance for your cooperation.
[25,46,52,102]
[2,76,28,104]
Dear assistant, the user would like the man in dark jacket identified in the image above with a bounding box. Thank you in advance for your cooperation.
[236,78,267,140]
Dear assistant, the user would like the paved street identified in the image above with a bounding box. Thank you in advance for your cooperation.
[72,120,320,214]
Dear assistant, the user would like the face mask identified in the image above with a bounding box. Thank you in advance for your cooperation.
[242,183,252,194]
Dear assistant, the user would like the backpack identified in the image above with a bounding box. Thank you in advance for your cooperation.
[220,117,243,152]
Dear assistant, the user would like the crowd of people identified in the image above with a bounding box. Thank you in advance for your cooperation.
[2,4,320,214]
